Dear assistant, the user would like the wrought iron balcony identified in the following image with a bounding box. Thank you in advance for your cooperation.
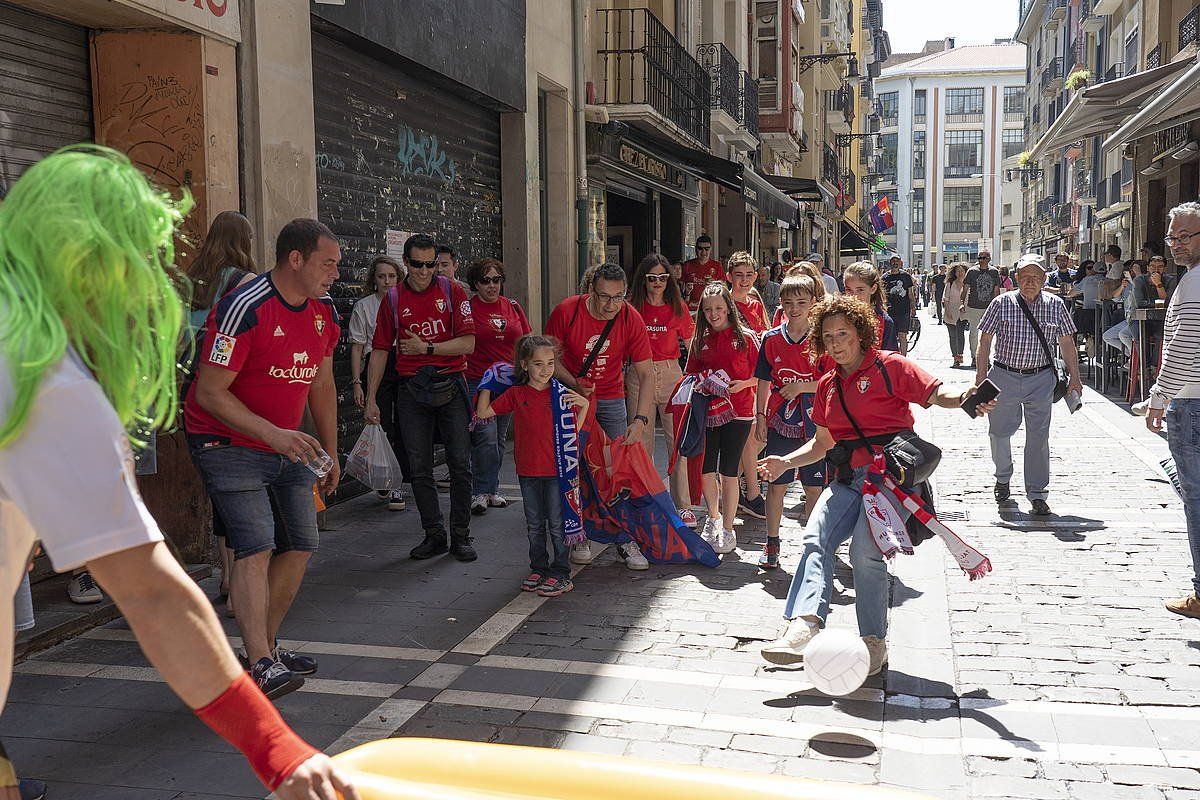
[1053,202,1071,229]
[822,144,840,185]
[799,129,809,153]
[1041,57,1064,95]
[1182,6,1199,53]
[696,43,740,121]
[1147,44,1162,70]
[1099,62,1124,84]
[1047,0,1068,23]
[594,8,711,146]
[740,71,759,140]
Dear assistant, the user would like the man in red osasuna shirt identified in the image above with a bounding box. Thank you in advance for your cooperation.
[545,262,655,568]
[187,219,341,701]
[681,235,726,311]
[365,234,478,562]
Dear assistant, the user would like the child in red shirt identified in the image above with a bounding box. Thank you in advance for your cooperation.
[685,284,759,556]
[476,335,588,598]
[726,252,769,523]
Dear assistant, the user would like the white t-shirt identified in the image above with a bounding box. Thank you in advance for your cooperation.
[348,293,383,347]
[0,351,162,710]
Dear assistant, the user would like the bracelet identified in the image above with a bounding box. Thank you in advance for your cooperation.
[351,379,362,385]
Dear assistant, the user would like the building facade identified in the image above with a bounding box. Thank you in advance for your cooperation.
[872,42,1026,267]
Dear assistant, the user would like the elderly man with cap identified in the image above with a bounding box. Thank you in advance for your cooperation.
[975,254,1083,516]
[807,252,839,296]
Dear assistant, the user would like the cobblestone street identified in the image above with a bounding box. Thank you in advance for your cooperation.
[4,308,1200,799]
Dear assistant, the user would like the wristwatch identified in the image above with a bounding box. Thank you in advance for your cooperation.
[633,414,649,425]
[426,343,435,356]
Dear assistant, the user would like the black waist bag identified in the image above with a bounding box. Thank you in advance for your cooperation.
[407,366,459,407]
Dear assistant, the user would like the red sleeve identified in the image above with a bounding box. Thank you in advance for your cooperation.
[739,336,760,380]
[201,314,255,374]
[489,387,518,416]
[450,280,476,335]
[888,354,942,407]
[545,298,570,342]
[624,306,653,363]
[810,376,831,428]
[321,298,340,358]
[513,300,532,337]
[676,307,695,340]
[372,291,396,351]
[714,262,727,282]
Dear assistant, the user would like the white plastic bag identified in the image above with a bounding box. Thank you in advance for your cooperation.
[345,424,404,490]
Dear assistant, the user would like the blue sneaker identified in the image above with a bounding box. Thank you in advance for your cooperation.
[274,644,317,676]
[251,657,303,700]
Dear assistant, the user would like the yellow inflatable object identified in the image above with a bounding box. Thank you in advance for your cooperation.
[332,738,936,799]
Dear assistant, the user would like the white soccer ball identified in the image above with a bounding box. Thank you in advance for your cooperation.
[804,629,870,696]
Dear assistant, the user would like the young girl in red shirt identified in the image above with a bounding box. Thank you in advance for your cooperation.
[726,251,770,521]
[476,335,588,597]
[685,284,759,555]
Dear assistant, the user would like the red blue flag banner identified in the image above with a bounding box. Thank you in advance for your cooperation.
[868,195,894,234]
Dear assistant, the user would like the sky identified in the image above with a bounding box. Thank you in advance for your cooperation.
[883,0,1023,54]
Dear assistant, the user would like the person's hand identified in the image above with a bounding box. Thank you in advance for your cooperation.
[757,456,791,482]
[778,382,804,401]
[960,386,997,417]
[398,329,429,356]
[319,458,341,495]
[619,418,646,446]
[352,383,365,408]
[1147,405,1165,433]
[563,389,589,412]
[754,418,768,443]
[275,752,360,800]
[1068,376,1084,396]
[363,400,381,425]
[1150,272,1163,286]
[729,378,756,393]
[575,380,595,397]
[264,427,324,464]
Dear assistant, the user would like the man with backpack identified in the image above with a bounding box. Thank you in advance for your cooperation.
[365,234,478,562]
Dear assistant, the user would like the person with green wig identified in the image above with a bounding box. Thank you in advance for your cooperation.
[0,146,358,800]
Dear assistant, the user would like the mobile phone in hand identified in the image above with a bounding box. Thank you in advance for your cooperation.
[961,379,1001,418]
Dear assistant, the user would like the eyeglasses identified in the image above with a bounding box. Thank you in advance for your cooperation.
[476,276,503,285]
[1165,232,1198,246]
[408,259,438,270]
[593,290,625,304]
[645,274,670,283]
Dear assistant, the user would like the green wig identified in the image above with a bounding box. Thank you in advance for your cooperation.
[0,145,192,449]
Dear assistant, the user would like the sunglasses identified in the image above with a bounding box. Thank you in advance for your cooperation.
[408,259,438,270]
[646,274,670,283]
[476,276,503,285]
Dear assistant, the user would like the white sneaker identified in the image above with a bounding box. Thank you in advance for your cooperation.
[67,571,103,604]
[570,541,594,564]
[617,541,649,570]
[713,528,737,555]
[487,493,509,508]
[471,494,489,515]
[864,636,889,676]
[387,489,406,511]
[760,617,820,665]
[700,516,720,546]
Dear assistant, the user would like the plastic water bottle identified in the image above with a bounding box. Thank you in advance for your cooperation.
[307,449,335,478]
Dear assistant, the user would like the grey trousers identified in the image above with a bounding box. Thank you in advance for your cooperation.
[964,306,988,362]
[987,365,1055,501]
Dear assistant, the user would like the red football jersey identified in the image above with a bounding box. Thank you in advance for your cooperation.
[373,276,476,377]
[467,295,531,380]
[490,384,571,478]
[636,301,695,361]
[810,350,941,468]
[544,296,652,400]
[685,326,759,419]
[184,274,340,452]
[735,295,769,334]
[681,258,727,310]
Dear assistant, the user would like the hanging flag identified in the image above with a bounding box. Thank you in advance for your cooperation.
[868,195,895,234]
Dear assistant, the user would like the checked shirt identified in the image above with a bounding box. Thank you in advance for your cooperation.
[978,290,1076,370]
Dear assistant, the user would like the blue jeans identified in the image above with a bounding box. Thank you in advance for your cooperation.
[467,379,510,495]
[1167,399,1200,595]
[190,445,319,560]
[14,573,34,632]
[782,467,892,639]
[394,377,473,538]
[519,476,570,579]
[595,397,629,440]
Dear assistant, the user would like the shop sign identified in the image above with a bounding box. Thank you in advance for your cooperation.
[123,0,241,42]
[613,142,687,191]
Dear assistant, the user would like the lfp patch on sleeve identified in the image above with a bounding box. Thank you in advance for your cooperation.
[210,333,236,366]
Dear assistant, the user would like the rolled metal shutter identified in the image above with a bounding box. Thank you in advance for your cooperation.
[0,1,92,197]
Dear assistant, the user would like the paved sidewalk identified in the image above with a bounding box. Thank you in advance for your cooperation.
[4,307,1200,799]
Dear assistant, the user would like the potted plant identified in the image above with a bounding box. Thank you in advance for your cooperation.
[1065,69,1092,90]
[1018,151,1033,167]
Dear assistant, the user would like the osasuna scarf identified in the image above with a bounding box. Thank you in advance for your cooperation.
[470,362,585,546]
[550,378,586,545]
[862,454,992,580]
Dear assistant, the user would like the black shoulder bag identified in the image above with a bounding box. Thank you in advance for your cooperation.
[1015,295,1069,403]
[831,357,942,490]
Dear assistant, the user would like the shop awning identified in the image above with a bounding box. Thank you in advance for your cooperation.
[761,174,826,203]
[622,128,743,192]
[1104,57,1200,152]
[1028,58,1195,160]
[742,168,800,226]
[840,220,878,257]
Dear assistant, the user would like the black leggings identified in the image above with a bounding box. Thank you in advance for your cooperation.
[703,420,752,478]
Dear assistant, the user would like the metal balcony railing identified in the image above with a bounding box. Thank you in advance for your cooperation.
[1182,7,1199,53]
[799,129,810,153]
[1041,57,1064,94]
[1053,202,1071,229]
[740,71,759,140]
[1100,62,1124,84]
[595,8,711,146]
[1047,0,1068,21]
[1075,169,1094,197]
[945,164,980,179]
[1147,44,1162,70]
[822,145,840,184]
[696,43,740,121]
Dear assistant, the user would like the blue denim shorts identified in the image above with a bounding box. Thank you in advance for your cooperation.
[190,445,319,560]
